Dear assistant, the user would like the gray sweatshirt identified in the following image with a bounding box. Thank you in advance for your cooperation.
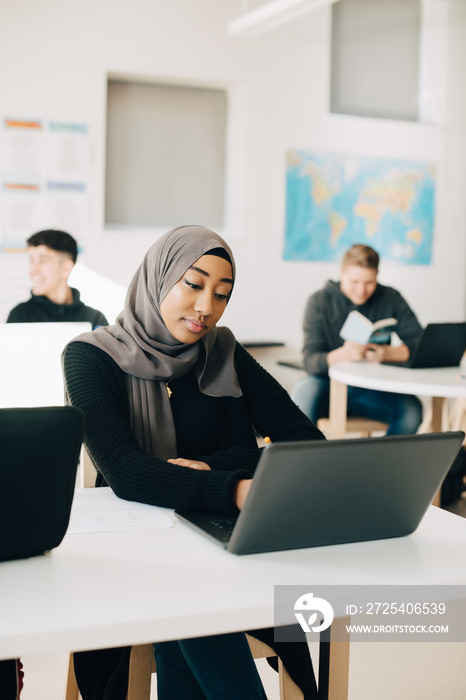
[302,280,422,376]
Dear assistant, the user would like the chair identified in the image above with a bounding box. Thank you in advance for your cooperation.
[65,636,303,699]
[317,416,388,438]
[277,359,388,439]
[448,397,466,435]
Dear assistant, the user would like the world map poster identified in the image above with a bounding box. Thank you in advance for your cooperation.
[283,150,435,265]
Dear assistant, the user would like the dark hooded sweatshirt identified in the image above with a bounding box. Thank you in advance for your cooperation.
[6,288,108,328]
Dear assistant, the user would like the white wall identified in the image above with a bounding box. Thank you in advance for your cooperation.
[1,0,465,350]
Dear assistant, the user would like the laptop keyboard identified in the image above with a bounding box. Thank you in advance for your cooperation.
[206,518,237,543]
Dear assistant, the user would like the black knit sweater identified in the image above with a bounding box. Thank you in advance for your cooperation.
[63,340,324,514]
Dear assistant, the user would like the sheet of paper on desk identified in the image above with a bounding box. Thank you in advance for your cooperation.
[68,487,174,534]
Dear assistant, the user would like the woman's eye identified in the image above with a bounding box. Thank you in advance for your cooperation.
[184,279,201,290]
[216,293,229,301]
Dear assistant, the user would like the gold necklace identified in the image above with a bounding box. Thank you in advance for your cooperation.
[165,382,173,399]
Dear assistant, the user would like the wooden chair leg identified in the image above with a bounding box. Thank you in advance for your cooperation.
[247,634,304,700]
[127,644,155,700]
[66,638,307,700]
[278,657,304,699]
[319,617,350,700]
[64,654,80,700]
[448,397,466,433]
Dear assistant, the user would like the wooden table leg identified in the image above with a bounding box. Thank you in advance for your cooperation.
[319,616,351,700]
[328,380,348,440]
[430,397,446,507]
[430,396,445,433]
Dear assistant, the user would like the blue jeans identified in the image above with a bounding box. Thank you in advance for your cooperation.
[153,632,267,700]
[292,374,423,436]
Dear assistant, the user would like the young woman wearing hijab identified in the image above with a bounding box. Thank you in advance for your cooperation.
[63,225,325,700]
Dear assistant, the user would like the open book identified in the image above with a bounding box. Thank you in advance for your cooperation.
[340,310,397,345]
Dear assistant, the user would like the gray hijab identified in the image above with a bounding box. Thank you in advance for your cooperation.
[74,225,241,460]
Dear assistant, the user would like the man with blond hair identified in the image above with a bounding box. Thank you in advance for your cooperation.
[292,244,423,435]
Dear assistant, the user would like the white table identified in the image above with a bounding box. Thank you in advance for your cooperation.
[328,362,466,440]
[2,506,466,700]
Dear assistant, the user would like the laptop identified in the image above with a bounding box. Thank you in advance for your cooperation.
[0,406,84,561]
[383,322,466,368]
[175,432,464,555]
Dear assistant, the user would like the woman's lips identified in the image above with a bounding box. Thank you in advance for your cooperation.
[183,319,207,333]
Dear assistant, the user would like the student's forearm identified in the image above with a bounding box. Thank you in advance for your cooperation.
[327,347,346,366]
[327,342,367,366]
[365,343,410,363]
[384,344,410,361]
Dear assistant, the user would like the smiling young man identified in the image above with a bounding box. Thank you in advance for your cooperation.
[292,244,424,435]
[6,230,108,328]
[3,233,107,697]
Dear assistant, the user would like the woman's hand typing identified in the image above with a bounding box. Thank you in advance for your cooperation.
[234,479,252,510]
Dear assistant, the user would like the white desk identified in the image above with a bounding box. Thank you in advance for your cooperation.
[2,506,466,700]
[328,362,466,440]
